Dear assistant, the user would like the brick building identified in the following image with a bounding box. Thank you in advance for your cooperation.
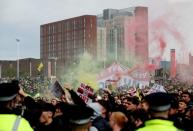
[40,15,97,77]
[0,58,41,78]
[97,27,107,65]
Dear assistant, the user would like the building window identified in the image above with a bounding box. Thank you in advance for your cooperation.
[58,23,61,32]
[52,25,54,33]
[84,18,86,27]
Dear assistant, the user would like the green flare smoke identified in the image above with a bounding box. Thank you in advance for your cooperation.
[60,52,103,90]
[59,51,141,91]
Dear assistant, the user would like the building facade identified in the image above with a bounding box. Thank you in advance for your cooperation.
[40,15,97,76]
[0,58,41,78]
[97,27,107,66]
[98,7,149,65]
[189,53,193,66]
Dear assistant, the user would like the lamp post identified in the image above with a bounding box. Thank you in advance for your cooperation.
[29,58,32,77]
[0,63,2,79]
[16,39,20,79]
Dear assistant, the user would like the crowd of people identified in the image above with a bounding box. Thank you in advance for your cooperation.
[1,78,193,131]
[0,77,51,96]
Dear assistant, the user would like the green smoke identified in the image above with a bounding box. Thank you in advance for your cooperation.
[60,52,103,90]
[59,49,142,91]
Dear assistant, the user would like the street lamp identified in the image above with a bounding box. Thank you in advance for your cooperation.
[0,62,2,79]
[16,39,20,79]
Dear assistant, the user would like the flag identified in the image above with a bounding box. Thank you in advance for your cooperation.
[136,89,141,101]
[37,62,43,72]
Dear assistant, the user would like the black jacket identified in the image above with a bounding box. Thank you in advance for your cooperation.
[92,116,111,131]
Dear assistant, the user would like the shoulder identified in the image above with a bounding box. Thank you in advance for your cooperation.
[90,126,98,131]
[136,127,148,131]
[136,125,179,131]
[0,114,33,131]
[0,114,18,122]
[136,127,178,131]
[13,115,33,131]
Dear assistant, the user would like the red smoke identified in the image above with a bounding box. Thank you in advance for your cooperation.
[150,15,184,48]
[149,14,185,71]
[144,63,156,71]
[159,37,166,56]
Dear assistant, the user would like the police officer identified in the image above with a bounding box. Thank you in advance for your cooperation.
[0,81,33,131]
[137,92,182,131]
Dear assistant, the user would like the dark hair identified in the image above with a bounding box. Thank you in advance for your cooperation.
[55,102,71,113]
[123,96,139,105]
[182,92,191,97]
[170,93,179,109]
[11,80,19,87]
[39,102,56,117]
[98,100,110,111]
[131,109,149,122]
[178,99,187,104]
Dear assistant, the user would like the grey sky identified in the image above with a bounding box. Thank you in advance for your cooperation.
[0,0,193,62]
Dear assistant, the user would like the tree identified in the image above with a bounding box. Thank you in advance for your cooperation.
[2,67,16,78]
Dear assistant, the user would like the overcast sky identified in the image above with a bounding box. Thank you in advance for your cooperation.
[1,0,193,62]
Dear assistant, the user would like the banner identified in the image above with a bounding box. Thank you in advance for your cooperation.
[97,62,149,89]
[151,84,166,93]
[77,83,94,103]
[143,83,166,96]
[49,81,65,98]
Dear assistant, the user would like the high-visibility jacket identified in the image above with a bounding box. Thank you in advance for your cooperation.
[137,119,182,131]
[0,114,33,131]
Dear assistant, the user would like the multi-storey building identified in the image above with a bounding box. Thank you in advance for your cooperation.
[40,15,97,76]
[97,27,106,66]
[98,7,149,64]
[41,7,148,77]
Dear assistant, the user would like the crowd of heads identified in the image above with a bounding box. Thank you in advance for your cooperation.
[1,77,193,131]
